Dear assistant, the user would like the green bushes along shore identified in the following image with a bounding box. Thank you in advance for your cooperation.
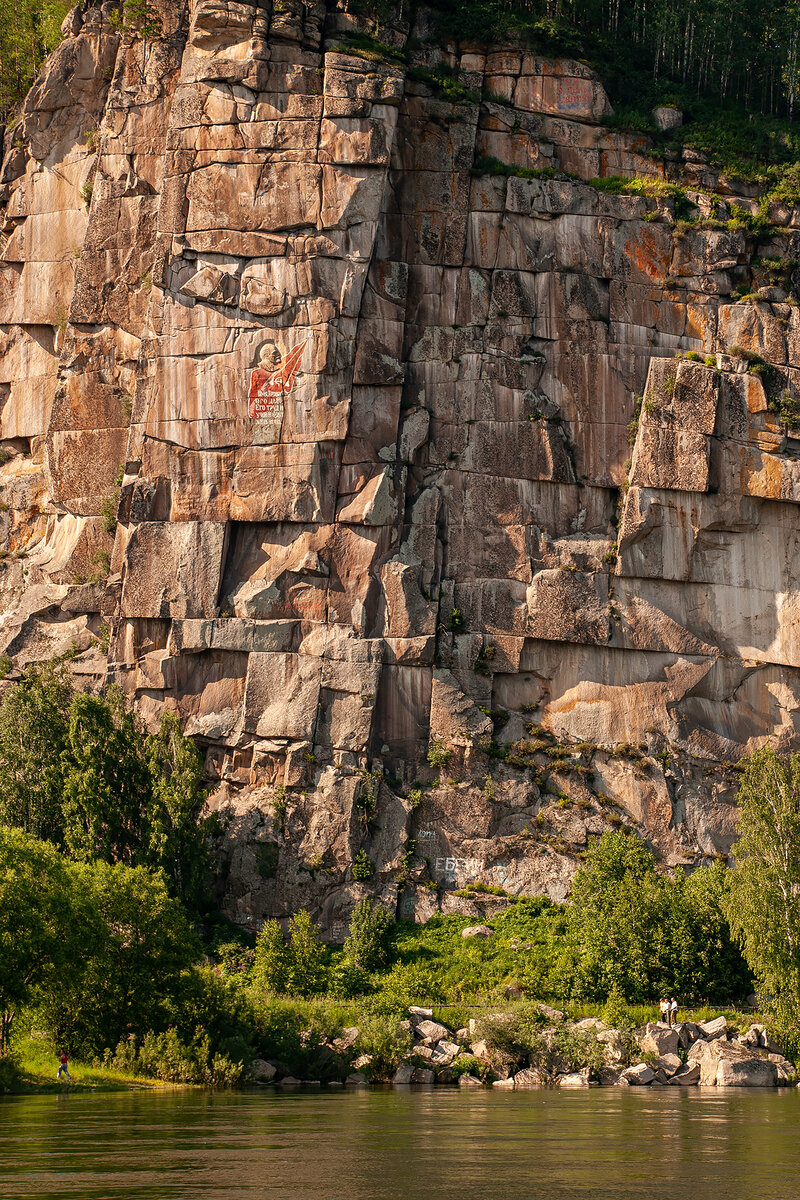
[2,663,800,1090]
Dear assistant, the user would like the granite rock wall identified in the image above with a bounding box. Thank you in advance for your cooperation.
[2,0,800,933]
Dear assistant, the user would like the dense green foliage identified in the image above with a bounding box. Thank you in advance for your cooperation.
[432,0,800,124]
[0,1,68,121]
[725,747,800,1052]
[3,820,758,1084]
[3,677,798,1088]
[558,831,751,1003]
[7,0,800,187]
[0,826,77,1050]
[345,1,800,188]
[0,663,208,905]
[252,911,328,999]
[0,826,196,1054]
[342,898,395,971]
[244,833,750,1013]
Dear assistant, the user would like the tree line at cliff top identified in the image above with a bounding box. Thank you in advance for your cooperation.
[433,0,800,118]
[7,0,800,164]
[2,660,800,1086]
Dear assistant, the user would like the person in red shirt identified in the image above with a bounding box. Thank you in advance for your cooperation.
[56,1051,71,1081]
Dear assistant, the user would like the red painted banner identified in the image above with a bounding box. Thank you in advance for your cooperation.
[248,340,307,419]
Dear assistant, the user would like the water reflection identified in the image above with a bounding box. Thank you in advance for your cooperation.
[1,1088,798,1200]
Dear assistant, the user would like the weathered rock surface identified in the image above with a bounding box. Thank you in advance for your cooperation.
[698,1017,728,1042]
[250,1058,277,1082]
[621,1063,656,1085]
[668,1062,700,1085]
[5,0,800,931]
[556,1068,590,1088]
[693,1039,779,1087]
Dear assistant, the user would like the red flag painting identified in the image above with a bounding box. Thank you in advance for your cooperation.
[248,340,307,419]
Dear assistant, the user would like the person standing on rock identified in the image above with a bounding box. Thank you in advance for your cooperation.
[659,998,668,1024]
[670,998,679,1027]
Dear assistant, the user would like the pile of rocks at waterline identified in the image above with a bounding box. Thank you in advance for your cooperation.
[249,1007,797,1089]
[561,1015,796,1090]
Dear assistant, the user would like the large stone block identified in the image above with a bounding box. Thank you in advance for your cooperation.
[121,521,226,619]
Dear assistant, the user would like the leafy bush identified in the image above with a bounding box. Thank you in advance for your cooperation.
[328,958,372,999]
[726,748,800,1059]
[554,830,751,1003]
[450,1053,490,1080]
[354,1015,412,1079]
[542,1028,605,1077]
[427,737,452,769]
[252,920,287,994]
[602,984,630,1030]
[252,911,328,998]
[472,154,559,181]
[351,849,373,881]
[343,898,395,971]
[769,391,800,429]
[103,1028,243,1087]
[37,858,198,1057]
[473,1006,546,1071]
[285,911,328,995]
[250,998,351,1080]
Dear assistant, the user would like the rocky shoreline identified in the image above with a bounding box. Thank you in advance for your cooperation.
[250,1006,797,1090]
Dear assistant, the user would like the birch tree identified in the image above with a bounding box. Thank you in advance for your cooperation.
[726,747,800,1044]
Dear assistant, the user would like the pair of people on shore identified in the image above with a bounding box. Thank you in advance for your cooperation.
[659,998,679,1027]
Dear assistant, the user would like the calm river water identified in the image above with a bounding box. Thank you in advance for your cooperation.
[1,1087,799,1200]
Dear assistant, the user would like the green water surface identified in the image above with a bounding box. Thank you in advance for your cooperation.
[1,1087,798,1199]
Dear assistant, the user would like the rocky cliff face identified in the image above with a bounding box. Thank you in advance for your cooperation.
[3,0,800,934]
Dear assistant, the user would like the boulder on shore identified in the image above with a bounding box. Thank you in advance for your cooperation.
[621,1063,655,1085]
[698,1016,728,1041]
[676,1022,703,1049]
[693,1038,779,1086]
[639,1025,680,1058]
[669,1062,700,1086]
[514,1067,545,1088]
[415,1019,450,1043]
[250,1059,277,1083]
[557,1068,590,1088]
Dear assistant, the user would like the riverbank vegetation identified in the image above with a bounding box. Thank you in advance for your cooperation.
[0,662,799,1089]
[0,820,763,1089]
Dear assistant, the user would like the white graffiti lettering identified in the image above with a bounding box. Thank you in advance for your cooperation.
[434,856,484,876]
